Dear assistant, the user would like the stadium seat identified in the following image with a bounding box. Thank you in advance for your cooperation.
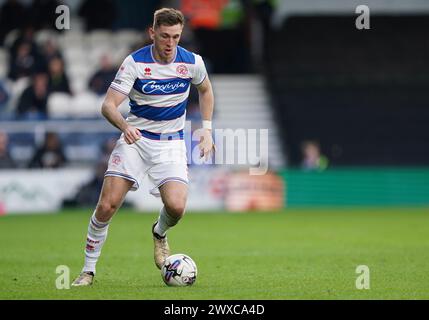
[65,144,100,163]
[34,29,59,46]
[87,30,113,48]
[88,47,112,67]
[6,78,30,114]
[0,64,7,79]
[70,78,87,94]
[3,29,20,48]
[94,94,128,117]
[114,29,143,48]
[70,17,84,31]
[58,30,85,51]
[117,98,130,116]
[8,132,36,165]
[0,48,8,65]
[0,79,13,118]
[47,93,72,118]
[10,145,35,164]
[69,91,101,118]
[66,63,93,84]
[111,47,131,65]
[63,47,88,65]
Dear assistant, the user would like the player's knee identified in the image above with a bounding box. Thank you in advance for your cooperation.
[165,201,186,219]
[96,201,119,220]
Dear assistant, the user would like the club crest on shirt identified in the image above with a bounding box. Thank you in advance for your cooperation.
[117,65,125,75]
[176,64,188,77]
[111,154,121,166]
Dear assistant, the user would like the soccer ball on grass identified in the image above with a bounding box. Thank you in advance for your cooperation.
[161,253,197,287]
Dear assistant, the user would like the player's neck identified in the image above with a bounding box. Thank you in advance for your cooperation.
[151,45,176,64]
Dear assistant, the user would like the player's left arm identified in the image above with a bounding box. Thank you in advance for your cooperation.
[196,76,215,160]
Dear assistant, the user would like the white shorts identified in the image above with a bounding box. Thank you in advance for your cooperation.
[105,132,188,197]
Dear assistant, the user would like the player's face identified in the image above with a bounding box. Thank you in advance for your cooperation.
[150,24,183,63]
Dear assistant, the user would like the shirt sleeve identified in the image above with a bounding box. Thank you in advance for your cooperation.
[191,54,208,86]
[110,55,137,96]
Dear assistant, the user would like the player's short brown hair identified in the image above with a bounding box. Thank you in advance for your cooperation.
[153,8,185,29]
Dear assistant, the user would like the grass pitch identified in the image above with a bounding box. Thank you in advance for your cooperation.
[0,207,428,299]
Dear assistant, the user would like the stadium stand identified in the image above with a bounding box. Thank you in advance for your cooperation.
[1,21,282,170]
[266,15,429,166]
[212,75,285,169]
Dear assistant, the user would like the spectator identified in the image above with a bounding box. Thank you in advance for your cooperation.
[88,55,117,95]
[0,130,16,169]
[8,41,41,80]
[0,0,28,44]
[16,72,49,120]
[47,56,71,94]
[28,131,67,168]
[300,140,329,171]
[41,39,63,63]
[9,26,41,61]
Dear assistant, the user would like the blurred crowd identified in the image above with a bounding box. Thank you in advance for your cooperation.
[0,0,277,176]
[0,0,210,120]
[0,129,65,168]
[0,24,124,120]
[0,127,117,206]
[0,0,277,119]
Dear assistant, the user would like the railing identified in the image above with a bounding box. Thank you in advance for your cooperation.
[1,119,120,165]
[1,119,118,144]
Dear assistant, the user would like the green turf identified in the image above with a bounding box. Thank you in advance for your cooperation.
[0,207,428,299]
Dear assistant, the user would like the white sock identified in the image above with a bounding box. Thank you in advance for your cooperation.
[154,206,181,237]
[82,212,110,274]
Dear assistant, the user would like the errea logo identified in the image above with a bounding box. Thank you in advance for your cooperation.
[144,67,152,76]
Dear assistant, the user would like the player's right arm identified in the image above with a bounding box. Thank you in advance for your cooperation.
[102,55,141,145]
[101,88,141,145]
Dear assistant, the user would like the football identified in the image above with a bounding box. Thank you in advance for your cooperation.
[161,254,198,287]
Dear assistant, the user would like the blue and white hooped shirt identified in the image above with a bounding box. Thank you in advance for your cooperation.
[110,45,207,134]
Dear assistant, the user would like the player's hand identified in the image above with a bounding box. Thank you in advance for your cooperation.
[123,125,142,144]
[198,128,216,161]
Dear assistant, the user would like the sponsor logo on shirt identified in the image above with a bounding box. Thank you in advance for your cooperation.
[142,79,189,95]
